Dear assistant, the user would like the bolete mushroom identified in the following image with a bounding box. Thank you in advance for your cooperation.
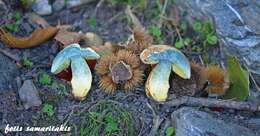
[140,45,191,102]
[51,43,100,100]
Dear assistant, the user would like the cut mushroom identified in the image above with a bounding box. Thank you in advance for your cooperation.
[51,43,100,100]
[140,45,191,102]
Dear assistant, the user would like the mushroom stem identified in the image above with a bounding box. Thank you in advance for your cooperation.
[70,56,92,100]
[146,61,172,102]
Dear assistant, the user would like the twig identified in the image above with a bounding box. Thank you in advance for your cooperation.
[0,48,20,62]
[198,55,205,66]
[218,41,226,69]
[64,102,82,126]
[94,0,105,16]
[125,5,143,28]
[158,0,169,28]
[164,96,260,111]
[243,57,260,92]
[147,102,164,136]
[137,117,145,136]
[162,16,182,40]
[249,72,260,92]
[107,12,124,25]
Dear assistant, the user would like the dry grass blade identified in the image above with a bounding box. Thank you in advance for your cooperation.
[0,48,21,62]
[125,5,143,29]
[158,0,168,28]
[0,27,59,48]
[170,5,180,27]
[170,5,182,40]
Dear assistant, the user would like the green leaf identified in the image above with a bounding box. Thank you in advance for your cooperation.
[223,56,249,101]
[206,34,218,45]
[105,122,118,133]
[13,11,22,21]
[193,21,202,32]
[38,71,52,86]
[42,103,54,117]
[21,55,34,68]
[148,25,161,43]
[86,18,97,30]
[51,82,66,96]
[184,38,192,45]
[180,22,188,31]
[175,40,184,49]
[3,24,19,33]
[105,114,118,133]
[165,127,175,136]
[148,25,161,38]
[191,46,202,52]
[202,21,212,34]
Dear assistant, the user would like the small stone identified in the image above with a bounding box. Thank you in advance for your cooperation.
[53,0,66,11]
[67,0,95,8]
[32,0,52,16]
[171,107,256,136]
[0,0,6,13]
[18,80,42,109]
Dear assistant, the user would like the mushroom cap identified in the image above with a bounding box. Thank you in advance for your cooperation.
[51,43,100,74]
[140,45,191,79]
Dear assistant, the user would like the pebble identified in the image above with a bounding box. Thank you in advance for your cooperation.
[67,0,95,8]
[32,0,52,16]
[18,80,42,109]
[0,0,6,12]
[172,107,256,136]
[53,0,66,11]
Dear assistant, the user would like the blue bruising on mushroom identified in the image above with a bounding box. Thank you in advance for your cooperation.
[142,48,190,79]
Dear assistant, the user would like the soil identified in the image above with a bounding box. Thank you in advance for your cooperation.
[0,1,259,136]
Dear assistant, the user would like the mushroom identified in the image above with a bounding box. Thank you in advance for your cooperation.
[51,43,100,100]
[140,45,191,102]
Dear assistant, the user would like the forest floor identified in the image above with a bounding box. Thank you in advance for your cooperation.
[0,0,259,136]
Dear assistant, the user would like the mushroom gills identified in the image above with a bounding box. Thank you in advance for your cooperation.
[146,61,172,102]
[70,56,92,100]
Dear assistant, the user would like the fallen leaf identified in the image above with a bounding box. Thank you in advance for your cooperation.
[81,32,103,47]
[54,29,83,47]
[223,56,249,101]
[90,42,124,57]
[0,27,58,48]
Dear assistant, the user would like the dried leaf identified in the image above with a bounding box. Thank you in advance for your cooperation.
[223,56,249,101]
[0,27,58,48]
[126,27,153,55]
[81,32,103,47]
[91,42,125,57]
[54,29,83,47]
